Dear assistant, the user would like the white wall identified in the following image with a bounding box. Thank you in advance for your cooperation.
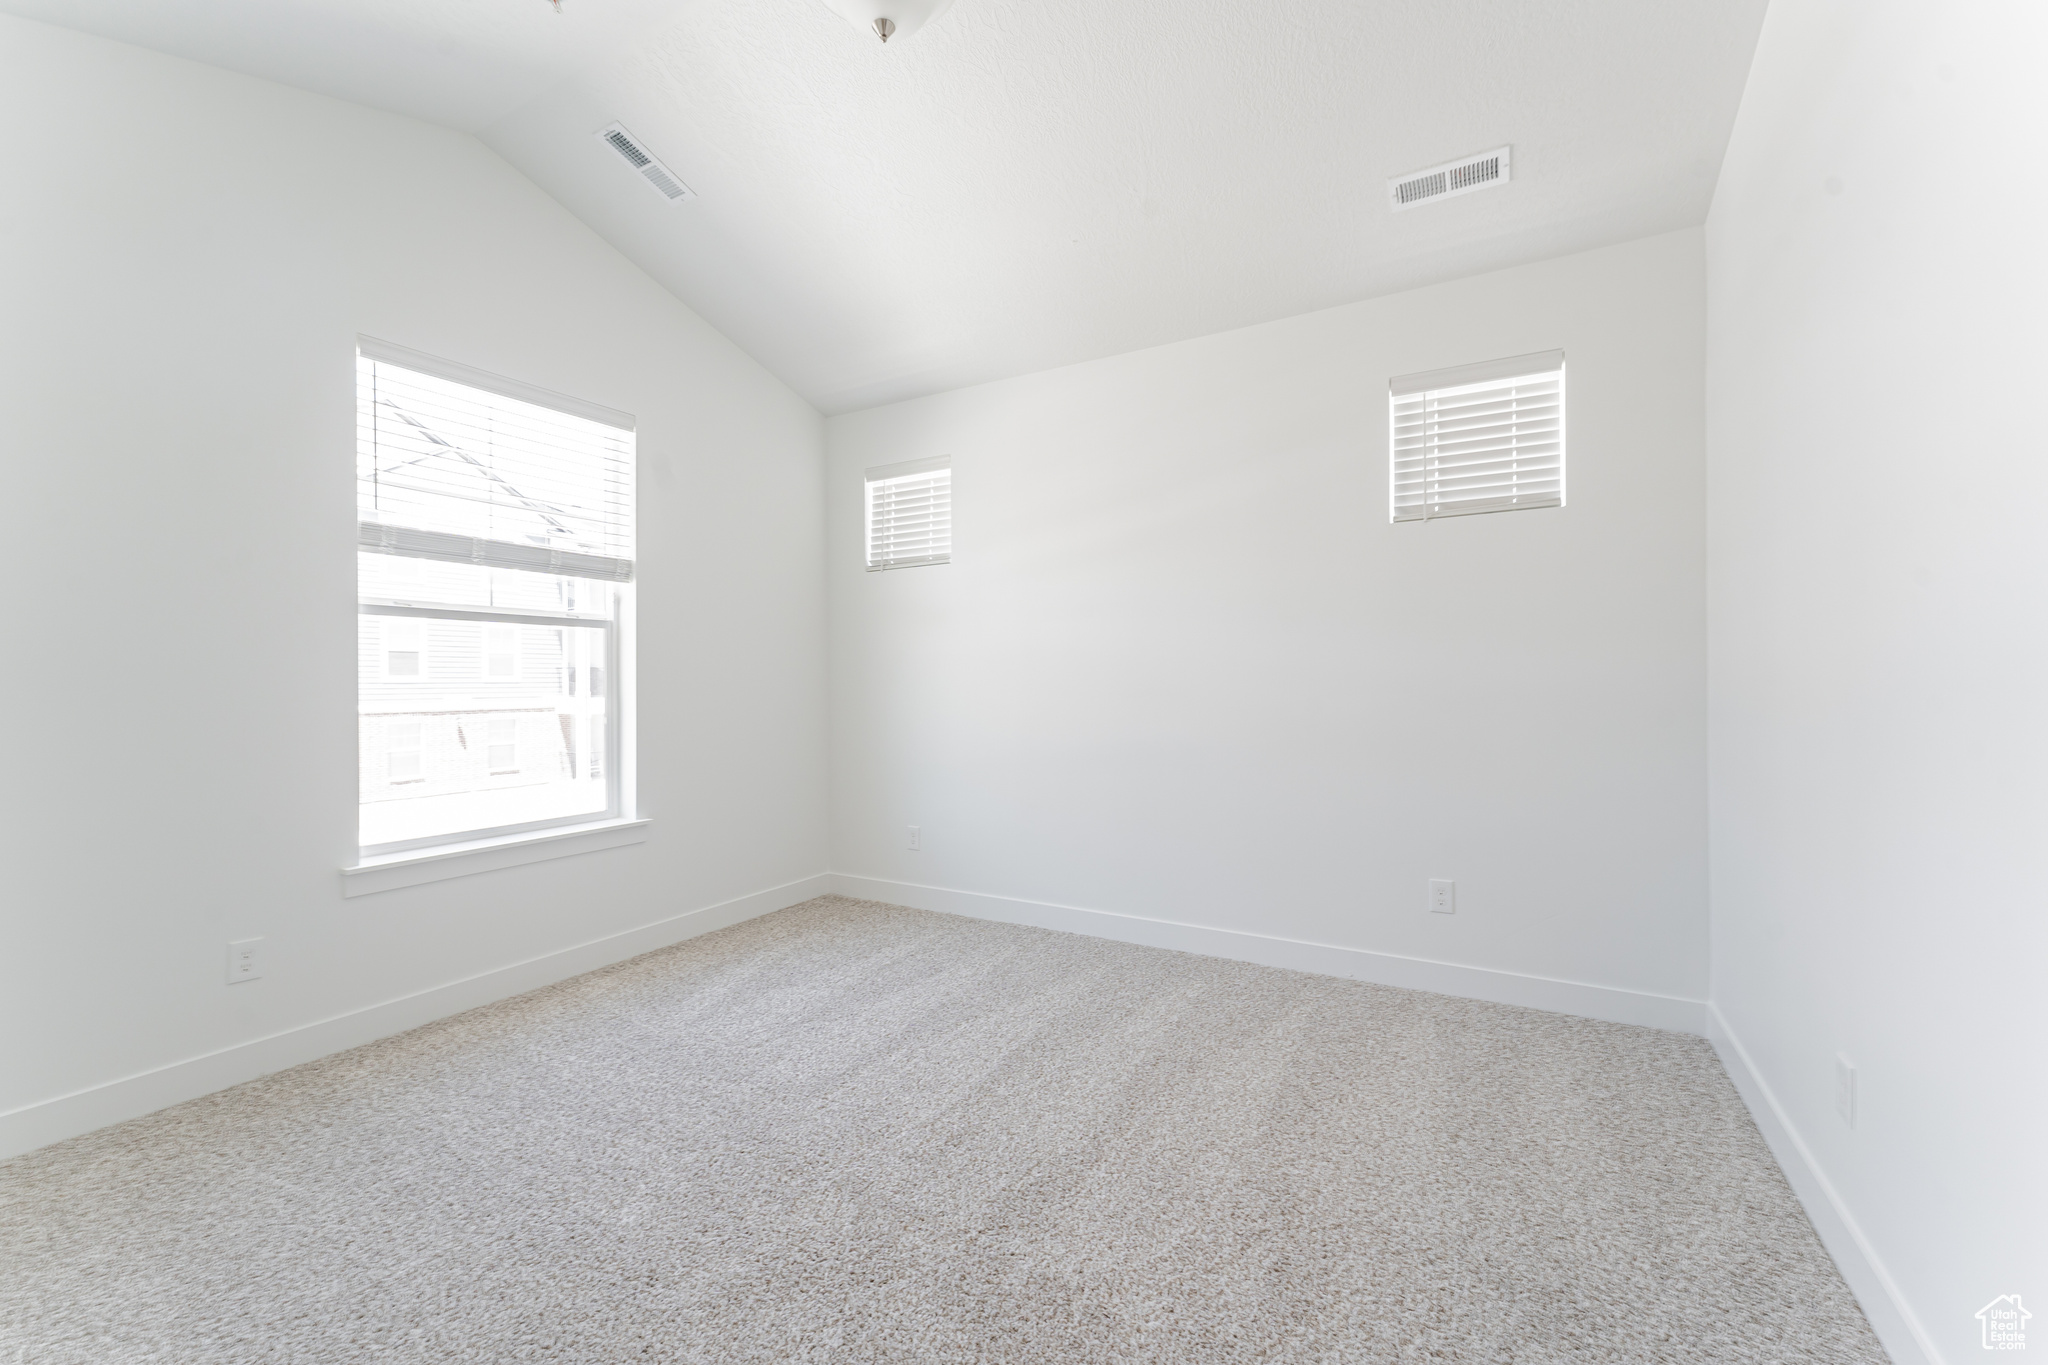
[0,15,829,1157]
[827,230,1708,1023]
[1705,3,2048,1362]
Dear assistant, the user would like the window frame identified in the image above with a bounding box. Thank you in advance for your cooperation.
[354,336,635,863]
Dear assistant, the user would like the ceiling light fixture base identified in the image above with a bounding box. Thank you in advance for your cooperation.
[816,0,954,44]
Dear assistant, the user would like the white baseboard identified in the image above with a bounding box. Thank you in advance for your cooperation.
[1707,1002,1939,1365]
[828,873,1707,1035]
[0,872,834,1162]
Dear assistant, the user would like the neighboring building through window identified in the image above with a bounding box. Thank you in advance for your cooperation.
[486,716,519,773]
[1390,350,1564,522]
[386,721,422,783]
[383,618,425,679]
[484,624,519,680]
[865,456,951,569]
[356,339,633,855]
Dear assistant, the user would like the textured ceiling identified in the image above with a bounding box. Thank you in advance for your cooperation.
[4,0,1766,413]
[0,0,685,129]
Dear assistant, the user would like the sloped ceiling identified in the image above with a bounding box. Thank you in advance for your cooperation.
[1,0,1766,412]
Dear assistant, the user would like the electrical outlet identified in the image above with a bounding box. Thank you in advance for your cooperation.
[225,938,264,985]
[906,825,921,851]
[1835,1055,1856,1127]
[1429,879,1455,914]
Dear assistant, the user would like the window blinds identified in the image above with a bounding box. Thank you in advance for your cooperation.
[356,341,636,580]
[1390,350,1564,522]
[866,457,951,570]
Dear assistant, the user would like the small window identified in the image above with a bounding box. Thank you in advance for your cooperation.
[1391,350,1563,522]
[386,720,422,783]
[384,618,425,678]
[487,716,519,772]
[865,456,951,570]
[484,624,518,680]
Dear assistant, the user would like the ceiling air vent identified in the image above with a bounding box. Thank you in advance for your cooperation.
[1389,146,1511,212]
[598,122,696,203]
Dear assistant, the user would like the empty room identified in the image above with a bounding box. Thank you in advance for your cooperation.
[1,0,2040,1360]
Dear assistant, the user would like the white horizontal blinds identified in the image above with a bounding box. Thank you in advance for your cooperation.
[356,348,635,580]
[866,456,951,569]
[1391,350,1565,522]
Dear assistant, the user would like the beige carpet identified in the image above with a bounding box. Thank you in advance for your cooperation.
[1,895,1885,1363]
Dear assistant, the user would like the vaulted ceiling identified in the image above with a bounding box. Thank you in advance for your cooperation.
[2,0,1766,412]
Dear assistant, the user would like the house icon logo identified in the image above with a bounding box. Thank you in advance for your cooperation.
[1977,1295,2030,1351]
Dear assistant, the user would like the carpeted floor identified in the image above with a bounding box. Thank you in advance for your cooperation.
[1,896,1885,1363]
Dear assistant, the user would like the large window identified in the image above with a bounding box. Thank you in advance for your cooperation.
[356,340,633,856]
[1390,350,1564,522]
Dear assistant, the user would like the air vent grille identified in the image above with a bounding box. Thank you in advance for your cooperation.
[604,129,650,168]
[598,122,695,203]
[642,165,688,199]
[1396,173,1447,205]
[1389,146,1511,212]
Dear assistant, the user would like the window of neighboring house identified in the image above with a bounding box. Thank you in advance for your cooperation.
[384,617,425,679]
[484,624,519,680]
[487,716,519,772]
[356,339,633,856]
[1390,350,1564,522]
[865,456,951,569]
[386,720,423,783]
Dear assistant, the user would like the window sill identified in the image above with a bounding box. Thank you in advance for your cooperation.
[340,818,649,898]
